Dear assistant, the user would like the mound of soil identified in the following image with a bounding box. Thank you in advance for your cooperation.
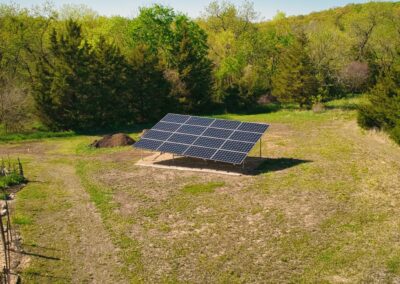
[91,133,135,148]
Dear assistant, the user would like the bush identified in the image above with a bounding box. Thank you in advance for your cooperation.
[357,75,400,145]
[0,172,25,189]
[390,123,400,145]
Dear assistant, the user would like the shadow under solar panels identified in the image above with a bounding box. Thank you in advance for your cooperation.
[133,113,269,165]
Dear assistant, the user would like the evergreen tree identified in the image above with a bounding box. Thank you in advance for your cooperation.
[33,20,132,130]
[128,44,174,122]
[131,5,213,114]
[358,74,400,144]
[170,18,213,113]
[271,33,319,108]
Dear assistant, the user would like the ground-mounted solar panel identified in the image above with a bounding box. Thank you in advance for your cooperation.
[222,140,254,153]
[158,142,189,155]
[177,125,206,135]
[186,116,214,127]
[203,127,233,139]
[133,113,269,165]
[184,146,217,159]
[143,130,173,141]
[210,119,241,130]
[161,113,189,124]
[134,139,163,151]
[193,136,225,149]
[238,122,269,133]
[168,133,197,144]
[212,150,247,164]
[230,131,262,143]
[153,121,181,132]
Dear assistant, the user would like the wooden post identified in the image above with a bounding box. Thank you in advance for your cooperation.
[0,215,9,279]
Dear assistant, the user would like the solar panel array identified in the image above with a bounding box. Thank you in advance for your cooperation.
[133,113,269,165]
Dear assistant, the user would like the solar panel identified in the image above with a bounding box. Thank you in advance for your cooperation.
[134,139,163,150]
[158,142,189,155]
[161,113,189,124]
[143,130,172,140]
[193,136,225,149]
[168,133,197,144]
[230,131,262,143]
[186,116,214,127]
[133,113,269,165]
[213,150,247,164]
[177,125,206,135]
[153,121,181,132]
[210,119,240,130]
[203,127,233,139]
[222,140,254,153]
[184,146,217,159]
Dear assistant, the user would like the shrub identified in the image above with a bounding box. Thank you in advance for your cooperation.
[357,75,400,145]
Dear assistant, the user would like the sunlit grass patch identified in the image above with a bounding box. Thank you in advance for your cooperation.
[182,181,225,194]
[13,214,33,225]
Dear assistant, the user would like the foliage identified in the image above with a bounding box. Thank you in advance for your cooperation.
[0,172,25,189]
[131,5,213,113]
[32,20,134,130]
[1,1,400,144]
[272,32,319,108]
[358,74,400,144]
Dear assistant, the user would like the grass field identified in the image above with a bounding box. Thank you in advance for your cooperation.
[1,100,400,283]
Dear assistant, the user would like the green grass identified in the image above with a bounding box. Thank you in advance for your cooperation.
[12,214,33,225]
[75,160,144,281]
[182,181,225,194]
[7,97,400,283]
[0,172,25,189]
[0,130,76,143]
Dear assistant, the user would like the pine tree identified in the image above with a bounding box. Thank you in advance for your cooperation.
[358,74,400,144]
[128,44,173,122]
[170,19,213,113]
[272,33,319,108]
[33,20,132,130]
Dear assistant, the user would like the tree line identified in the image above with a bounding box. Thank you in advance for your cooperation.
[0,1,399,143]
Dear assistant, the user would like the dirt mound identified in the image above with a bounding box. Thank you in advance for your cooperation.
[91,133,135,148]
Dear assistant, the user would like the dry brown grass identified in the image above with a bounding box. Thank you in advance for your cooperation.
[4,107,400,283]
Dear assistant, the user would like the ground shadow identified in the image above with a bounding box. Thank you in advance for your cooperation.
[153,155,311,176]
[12,248,61,261]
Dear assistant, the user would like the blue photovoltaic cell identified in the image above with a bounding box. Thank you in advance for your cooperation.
[230,131,262,143]
[237,122,269,133]
[186,116,214,127]
[177,124,206,135]
[162,113,189,124]
[158,142,189,155]
[222,140,254,153]
[133,113,269,165]
[210,119,241,130]
[134,139,163,151]
[203,127,233,139]
[168,133,197,145]
[153,121,181,132]
[184,146,217,159]
[213,150,247,164]
[143,130,173,141]
[193,136,225,149]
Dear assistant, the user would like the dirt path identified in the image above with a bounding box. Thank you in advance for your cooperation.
[9,154,127,283]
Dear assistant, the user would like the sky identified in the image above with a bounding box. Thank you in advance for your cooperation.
[0,0,380,19]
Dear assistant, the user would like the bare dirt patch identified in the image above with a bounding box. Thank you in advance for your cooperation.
[90,133,135,148]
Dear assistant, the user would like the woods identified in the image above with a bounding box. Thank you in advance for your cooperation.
[0,1,400,143]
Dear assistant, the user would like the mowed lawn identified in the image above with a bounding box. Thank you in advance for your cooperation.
[2,100,400,283]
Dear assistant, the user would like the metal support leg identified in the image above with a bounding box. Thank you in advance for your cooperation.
[260,139,262,159]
